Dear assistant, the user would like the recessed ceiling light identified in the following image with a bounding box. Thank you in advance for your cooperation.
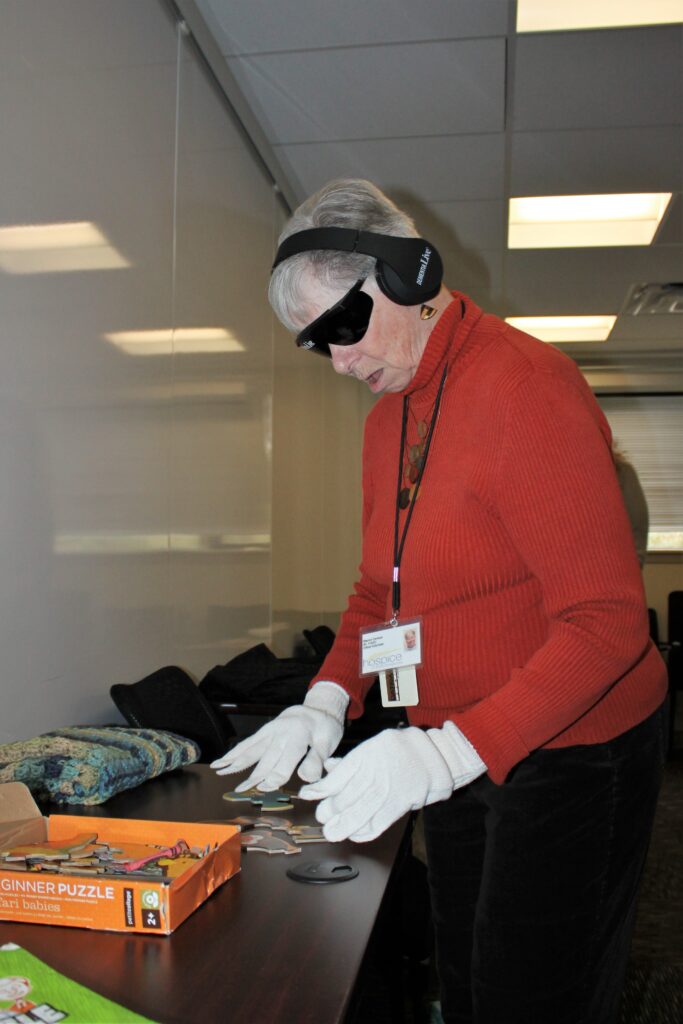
[517,0,683,32]
[505,315,617,342]
[0,221,130,273]
[508,193,672,248]
[103,328,245,355]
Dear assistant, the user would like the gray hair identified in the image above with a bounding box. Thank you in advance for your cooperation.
[269,178,418,331]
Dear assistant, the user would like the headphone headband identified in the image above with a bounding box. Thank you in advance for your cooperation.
[271,226,443,307]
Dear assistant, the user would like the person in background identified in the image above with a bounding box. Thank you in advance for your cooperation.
[213,179,668,1024]
[613,442,650,568]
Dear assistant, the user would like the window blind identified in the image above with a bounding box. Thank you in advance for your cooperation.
[598,395,683,552]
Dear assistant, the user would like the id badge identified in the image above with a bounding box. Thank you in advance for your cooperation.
[379,666,419,707]
[360,619,422,707]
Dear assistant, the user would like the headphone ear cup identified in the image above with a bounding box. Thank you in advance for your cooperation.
[374,260,418,306]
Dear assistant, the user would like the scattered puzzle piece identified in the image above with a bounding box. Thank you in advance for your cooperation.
[240,830,301,855]
[222,788,294,811]
[221,787,270,803]
[254,795,294,812]
[253,815,293,830]
[289,826,326,844]
[221,817,325,844]
[3,833,98,861]
[158,853,203,880]
[0,832,206,883]
[224,816,293,832]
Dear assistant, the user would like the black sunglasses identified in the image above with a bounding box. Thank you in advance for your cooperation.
[296,278,374,357]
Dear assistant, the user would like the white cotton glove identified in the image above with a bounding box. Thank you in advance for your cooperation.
[210,681,349,792]
[299,721,486,843]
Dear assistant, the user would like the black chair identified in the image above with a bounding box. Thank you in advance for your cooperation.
[301,625,336,660]
[669,591,683,647]
[666,591,683,754]
[197,634,334,742]
[110,665,234,763]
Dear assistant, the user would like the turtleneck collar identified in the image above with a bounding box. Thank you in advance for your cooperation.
[401,291,482,405]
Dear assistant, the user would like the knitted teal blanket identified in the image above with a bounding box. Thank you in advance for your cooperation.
[0,726,199,805]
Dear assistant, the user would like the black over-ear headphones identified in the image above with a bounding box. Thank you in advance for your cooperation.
[271,227,443,307]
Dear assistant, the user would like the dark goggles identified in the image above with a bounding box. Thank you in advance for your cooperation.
[296,278,374,357]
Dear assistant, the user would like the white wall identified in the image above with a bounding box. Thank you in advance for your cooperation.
[0,0,280,741]
[271,321,375,653]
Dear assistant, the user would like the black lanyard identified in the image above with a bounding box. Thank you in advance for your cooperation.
[391,362,449,619]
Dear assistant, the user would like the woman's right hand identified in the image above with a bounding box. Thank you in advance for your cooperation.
[210,682,348,792]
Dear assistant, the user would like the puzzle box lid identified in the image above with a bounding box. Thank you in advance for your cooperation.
[0,782,48,849]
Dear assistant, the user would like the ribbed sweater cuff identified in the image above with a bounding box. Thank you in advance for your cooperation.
[452,704,530,784]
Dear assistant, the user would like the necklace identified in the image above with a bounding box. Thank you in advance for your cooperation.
[392,362,449,614]
[399,414,428,509]
[398,370,447,510]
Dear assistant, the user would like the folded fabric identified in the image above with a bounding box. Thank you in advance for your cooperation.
[198,642,326,705]
[0,726,199,805]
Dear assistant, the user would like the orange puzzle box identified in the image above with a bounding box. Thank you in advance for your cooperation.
[0,782,241,934]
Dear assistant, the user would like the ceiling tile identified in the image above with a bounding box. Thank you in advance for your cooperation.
[227,38,505,144]
[198,0,509,55]
[513,26,683,130]
[440,248,505,314]
[504,246,683,315]
[510,126,683,196]
[610,313,683,344]
[273,134,506,203]
[400,199,505,251]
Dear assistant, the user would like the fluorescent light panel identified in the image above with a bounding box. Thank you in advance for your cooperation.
[648,532,683,552]
[104,328,245,355]
[508,193,672,248]
[54,531,270,555]
[517,0,683,32]
[505,315,616,342]
[0,221,129,273]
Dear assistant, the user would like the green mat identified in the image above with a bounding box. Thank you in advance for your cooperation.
[0,942,155,1023]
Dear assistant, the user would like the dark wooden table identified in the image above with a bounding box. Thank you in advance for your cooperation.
[0,765,409,1024]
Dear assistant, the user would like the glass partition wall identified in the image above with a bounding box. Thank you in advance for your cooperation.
[0,0,279,741]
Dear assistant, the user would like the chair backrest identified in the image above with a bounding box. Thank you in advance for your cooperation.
[668,591,683,646]
[110,665,233,763]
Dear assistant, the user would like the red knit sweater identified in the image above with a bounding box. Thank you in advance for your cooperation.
[313,294,667,783]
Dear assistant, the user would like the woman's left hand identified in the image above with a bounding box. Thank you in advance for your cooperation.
[299,723,486,842]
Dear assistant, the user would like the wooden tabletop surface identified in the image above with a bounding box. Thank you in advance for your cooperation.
[0,764,408,1024]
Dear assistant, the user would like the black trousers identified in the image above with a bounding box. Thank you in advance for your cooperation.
[422,703,667,1024]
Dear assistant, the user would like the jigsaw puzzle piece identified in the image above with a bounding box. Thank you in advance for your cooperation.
[222,788,294,811]
[3,833,99,862]
[240,830,301,855]
[251,792,294,812]
[222,788,262,803]
[224,816,293,832]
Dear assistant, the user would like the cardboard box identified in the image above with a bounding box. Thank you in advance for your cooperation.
[0,782,240,934]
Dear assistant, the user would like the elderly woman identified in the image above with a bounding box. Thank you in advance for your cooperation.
[213,179,667,1024]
